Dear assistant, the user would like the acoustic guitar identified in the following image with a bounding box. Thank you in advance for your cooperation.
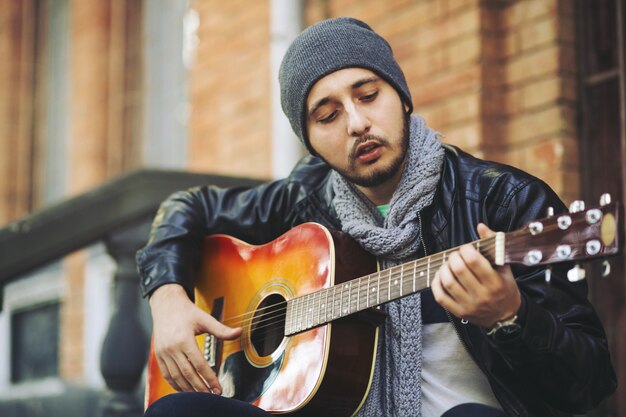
[145,198,621,416]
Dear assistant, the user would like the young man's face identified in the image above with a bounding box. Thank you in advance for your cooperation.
[306,68,409,190]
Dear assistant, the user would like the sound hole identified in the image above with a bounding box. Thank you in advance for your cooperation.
[251,293,286,357]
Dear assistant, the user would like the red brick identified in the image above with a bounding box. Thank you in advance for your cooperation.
[501,0,558,29]
[519,17,558,52]
[447,34,481,68]
[521,77,562,110]
[505,45,560,85]
[445,0,480,17]
[505,106,573,144]
[414,66,481,106]
[440,121,482,151]
[188,0,272,178]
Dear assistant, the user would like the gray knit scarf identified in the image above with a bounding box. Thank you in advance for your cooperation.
[331,115,444,417]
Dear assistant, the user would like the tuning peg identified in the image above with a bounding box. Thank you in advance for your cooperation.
[569,200,585,213]
[600,193,612,206]
[567,264,586,282]
[544,267,552,283]
[602,260,611,277]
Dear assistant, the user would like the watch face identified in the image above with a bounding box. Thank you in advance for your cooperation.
[494,323,522,340]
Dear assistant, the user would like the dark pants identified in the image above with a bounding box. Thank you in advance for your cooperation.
[144,393,272,417]
[145,393,508,417]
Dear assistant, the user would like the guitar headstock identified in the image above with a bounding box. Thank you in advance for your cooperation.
[504,195,622,280]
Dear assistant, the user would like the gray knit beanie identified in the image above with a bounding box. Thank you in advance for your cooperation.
[279,17,413,154]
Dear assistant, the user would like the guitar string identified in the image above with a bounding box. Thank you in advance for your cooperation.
[216,215,605,345]
[218,211,601,329]
[217,240,500,333]
[220,241,585,346]
[218,239,499,331]
[217,237,499,328]
[223,243,600,343]
[217,239,497,329]
[226,246,500,346]
[219,235,593,337]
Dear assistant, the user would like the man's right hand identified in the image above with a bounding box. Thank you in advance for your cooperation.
[149,284,242,395]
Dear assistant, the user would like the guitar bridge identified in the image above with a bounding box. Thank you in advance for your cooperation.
[204,334,216,367]
[204,296,224,372]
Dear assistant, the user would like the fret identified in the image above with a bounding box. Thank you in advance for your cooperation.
[427,256,431,287]
[309,293,315,328]
[344,282,351,316]
[303,295,308,329]
[335,284,341,318]
[412,261,416,292]
[339,282,345,317]
[367,275,377,307]
[338,282,342,318]
[322,287,328,324]
[296,296,302,332]
[329,286,337,320]
[310,293,315,327]
[387,268,392,302]
[399,264,404,297]
[376,272,380,305]
[302,296,307,331]
[327,285,332,319]
[366,274,371,308]
[315,291,322,326]
[314,291,320,326]
[304,294,310,329]
[292,297,297,332]
[357,276,361,311]
[301,294,306,329]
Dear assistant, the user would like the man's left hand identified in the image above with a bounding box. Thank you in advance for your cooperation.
[431,223,521,329]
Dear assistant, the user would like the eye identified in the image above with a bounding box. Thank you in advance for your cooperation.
[360,91,378,102]
[318,110,338,124]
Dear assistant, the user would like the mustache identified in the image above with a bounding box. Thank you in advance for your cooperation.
[349,135,389,159]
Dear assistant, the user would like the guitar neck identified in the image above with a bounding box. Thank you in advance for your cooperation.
[285,234,503,336]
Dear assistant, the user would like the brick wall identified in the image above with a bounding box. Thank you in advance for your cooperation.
[0,0,144,382]
[496,0,579,203]
[303,0,579,202]
[0,0,36,225]
[188,0,272,178]
[61,0,144,381]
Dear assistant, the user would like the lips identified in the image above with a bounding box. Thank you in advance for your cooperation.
[355,141,383,163]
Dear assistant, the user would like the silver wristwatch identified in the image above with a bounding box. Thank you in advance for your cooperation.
[486,315,521,338]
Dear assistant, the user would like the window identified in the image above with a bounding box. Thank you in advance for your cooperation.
[11,302,60,383]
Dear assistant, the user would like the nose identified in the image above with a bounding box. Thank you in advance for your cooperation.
[346,105,371,137]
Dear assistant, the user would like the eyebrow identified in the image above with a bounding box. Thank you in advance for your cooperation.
[307,76,380,118]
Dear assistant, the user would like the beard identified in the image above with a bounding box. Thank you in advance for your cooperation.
[323,114,410,188]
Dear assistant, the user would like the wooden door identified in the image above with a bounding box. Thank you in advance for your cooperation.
[577,0,626,415]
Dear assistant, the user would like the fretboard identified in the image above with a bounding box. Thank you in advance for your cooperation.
[284,233,503,336]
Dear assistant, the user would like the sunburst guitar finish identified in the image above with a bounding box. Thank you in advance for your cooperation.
[145,223,379,416]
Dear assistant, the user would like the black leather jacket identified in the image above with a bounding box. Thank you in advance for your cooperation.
[137,145,616,417]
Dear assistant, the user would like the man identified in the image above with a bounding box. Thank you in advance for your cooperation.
[139,18,616,417]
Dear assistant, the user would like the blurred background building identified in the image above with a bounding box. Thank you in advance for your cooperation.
[0,0,624,416]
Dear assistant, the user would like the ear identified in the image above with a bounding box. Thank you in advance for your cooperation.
[404,103,410,113]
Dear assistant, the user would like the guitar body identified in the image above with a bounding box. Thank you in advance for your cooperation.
[145,223,379,416]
